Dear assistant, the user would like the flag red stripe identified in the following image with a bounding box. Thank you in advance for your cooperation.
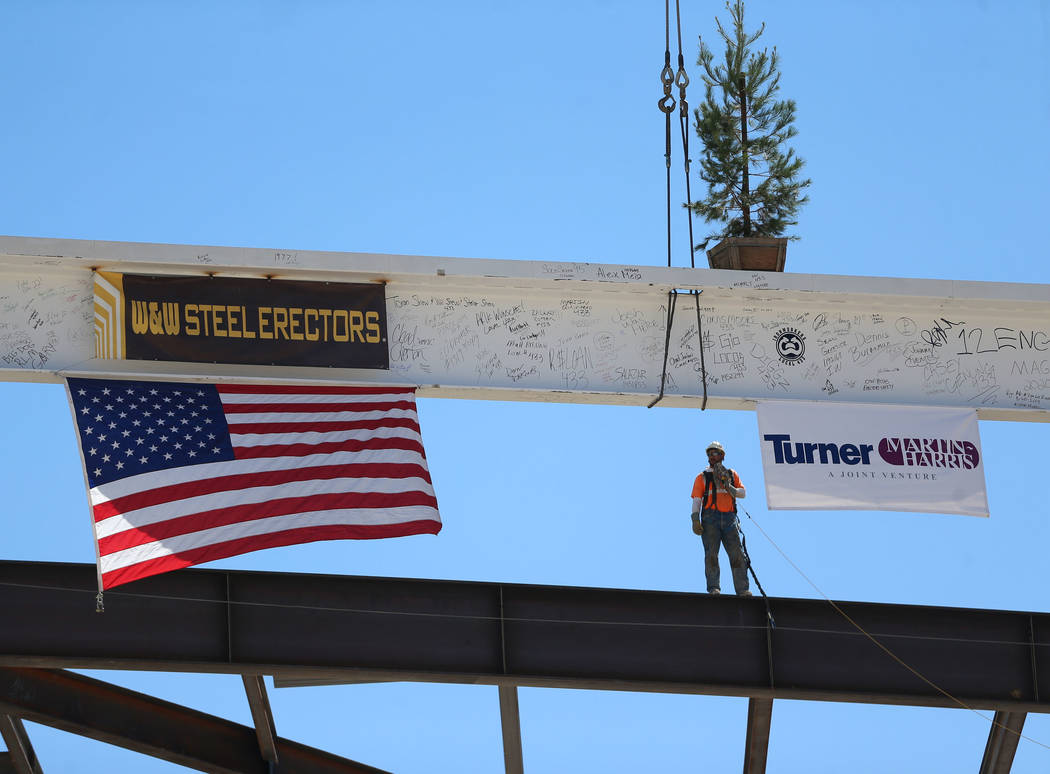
[100,520,441,589]
[216,385,416,396]
[93,462,434,521]
[97,490,440,555]
[221,400,416,414]
[233,437,424,459]
[227,418,420,435]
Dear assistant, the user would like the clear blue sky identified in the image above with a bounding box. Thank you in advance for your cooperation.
[2,1,1049,771]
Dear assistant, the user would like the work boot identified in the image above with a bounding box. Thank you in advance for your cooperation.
[708,589,720,595]
[738,590,752,597]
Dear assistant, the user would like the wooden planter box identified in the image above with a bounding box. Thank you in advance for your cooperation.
[706,237,787,272]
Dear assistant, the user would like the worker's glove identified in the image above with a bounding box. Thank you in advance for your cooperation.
[690,513,703,535]
[713,462,734,492]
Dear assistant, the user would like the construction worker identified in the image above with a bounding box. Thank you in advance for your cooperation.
[690,441,751,596]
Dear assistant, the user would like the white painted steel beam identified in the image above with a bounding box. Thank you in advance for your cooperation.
[1,236,1048,421]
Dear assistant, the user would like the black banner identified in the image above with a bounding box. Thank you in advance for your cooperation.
[122,275,389,369]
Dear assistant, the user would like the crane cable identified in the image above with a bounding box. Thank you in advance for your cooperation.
[673,0,698,270]
[674,0,709,409]
[658,0,676,270]
[650,0,708,409]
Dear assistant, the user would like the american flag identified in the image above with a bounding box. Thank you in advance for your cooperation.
[65,378,441,589]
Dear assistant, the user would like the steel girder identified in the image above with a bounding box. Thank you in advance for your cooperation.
[0,667,387,774]
[743,698,773,773]
[0,715,41,774]
[979,711,1027,774]
[0,560,1048,713]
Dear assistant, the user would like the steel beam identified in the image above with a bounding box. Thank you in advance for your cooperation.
[1,235,1049,421]
[241,675,279,766]
[742,698,772,774]
[1,561,1049,713]
[0,716,42,774]
[497,686,524,774]
[979,711,1026,774]
[0,668,387,774]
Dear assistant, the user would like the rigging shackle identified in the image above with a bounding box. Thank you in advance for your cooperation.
[658,53,676,114]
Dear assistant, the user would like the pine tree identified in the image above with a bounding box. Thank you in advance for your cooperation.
[692,0,810,247]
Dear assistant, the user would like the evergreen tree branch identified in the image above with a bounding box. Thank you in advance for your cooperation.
[691,0,810,242]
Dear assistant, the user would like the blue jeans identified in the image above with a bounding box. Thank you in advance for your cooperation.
[700,509,750,594]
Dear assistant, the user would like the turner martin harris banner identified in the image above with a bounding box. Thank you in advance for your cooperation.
[757,401,988,517]
[94,272,388,369]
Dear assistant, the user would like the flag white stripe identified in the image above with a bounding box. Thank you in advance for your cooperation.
[99,505,441,572]
[90,448,429,505]
[223,408,419,425]
[229,426,422,448]
[218,392,415,405]
[95,475,436,538]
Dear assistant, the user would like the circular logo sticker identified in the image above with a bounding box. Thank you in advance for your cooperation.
[774,327,806,365]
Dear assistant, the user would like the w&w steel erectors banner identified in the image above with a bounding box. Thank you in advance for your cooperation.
[94,272,389,369]
[757,401,988,516]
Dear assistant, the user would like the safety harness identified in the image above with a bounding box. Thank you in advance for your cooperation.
[701,468,737,514]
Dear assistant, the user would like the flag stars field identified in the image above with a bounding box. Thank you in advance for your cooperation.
[71,380,235,487]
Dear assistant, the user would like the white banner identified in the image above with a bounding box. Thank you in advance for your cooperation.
[757,401,988,517]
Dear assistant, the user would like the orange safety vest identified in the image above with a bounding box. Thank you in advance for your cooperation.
[691,468,740,513]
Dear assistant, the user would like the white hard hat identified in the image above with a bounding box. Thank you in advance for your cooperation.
[706,441,725,454]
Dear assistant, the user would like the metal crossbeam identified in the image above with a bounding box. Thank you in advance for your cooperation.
[0,668,387,774]
[742,698,772,774]
[1,561,1048,713]
[0,752,22,774]
[0,716,42,774]
[497,686,524,774]
[242,675,279,766]
[979,711,1027,774]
